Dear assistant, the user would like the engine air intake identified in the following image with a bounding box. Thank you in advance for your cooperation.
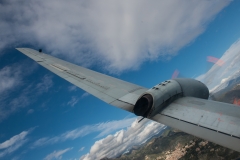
[133,94,153,117]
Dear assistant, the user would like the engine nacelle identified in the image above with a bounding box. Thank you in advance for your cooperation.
[133,78,209,118]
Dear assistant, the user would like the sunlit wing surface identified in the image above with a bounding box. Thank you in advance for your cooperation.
[17,48,240,152]
[16,48,147,112]
[151,97,240,152]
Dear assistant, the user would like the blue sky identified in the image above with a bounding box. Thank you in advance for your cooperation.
[1,0,240,159]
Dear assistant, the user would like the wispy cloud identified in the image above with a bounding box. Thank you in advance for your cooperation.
[0,128,34,158]
[67,92,89,107]
[0,131,28,150]
[81,92,89,98]
[0,66,21,94]
[0,61,36,94]
[80,119,165,160]
[27,109,34,114]
[32,118,135,148]
[68,85,77,92]
[0,62,35,122]
[35,75,53,94]
[79,147,85,152]
[0,73,53,122]
[44,147,73,160]
[0,0,230,72]
[67,96,80,107]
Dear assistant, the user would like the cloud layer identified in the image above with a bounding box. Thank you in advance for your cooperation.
[1,0,230,72]
[81,119,165,160]
[32,118,136,148]
[44,147,73,160]
[0,68,53,122]
[32,117,165,160]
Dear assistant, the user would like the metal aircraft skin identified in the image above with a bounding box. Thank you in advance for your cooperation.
[16,48,240,152]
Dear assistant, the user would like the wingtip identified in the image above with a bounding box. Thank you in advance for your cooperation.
[16,48,25,51]
[15,48,32,55]
[16,48,33,53]
[16,47,31,49]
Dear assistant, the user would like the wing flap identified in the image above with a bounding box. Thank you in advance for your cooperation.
[17,48,147,111]
[151,97,240,152]
[152,113,240,152]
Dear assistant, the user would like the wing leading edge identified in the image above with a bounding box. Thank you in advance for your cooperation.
[17,48,240,152]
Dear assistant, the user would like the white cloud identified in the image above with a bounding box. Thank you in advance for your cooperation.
[68,85,77,92]
[0,0,230,72]
[0,73,53,122]
[0,131,27,150]
[79,147,85,152]
[44,147,73,160]
[0,61,37,95]
[32,118,135,148]
[27,109,34,114]
[0,129,33,158]
[80,119,165,160]
[67,96,80,107]
[0,62,33,122]
[0,64,24,94]
[81,92,89,99]
[35,75,53,94]
[197,39,240,92]
[67,92,89,107]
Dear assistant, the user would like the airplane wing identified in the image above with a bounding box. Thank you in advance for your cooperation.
[17,48,240,152]
[16,48,147,112]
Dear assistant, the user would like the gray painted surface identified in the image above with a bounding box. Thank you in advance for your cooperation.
[160,97,240,138]
[16,48,147,111]
[152,113,240,152]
